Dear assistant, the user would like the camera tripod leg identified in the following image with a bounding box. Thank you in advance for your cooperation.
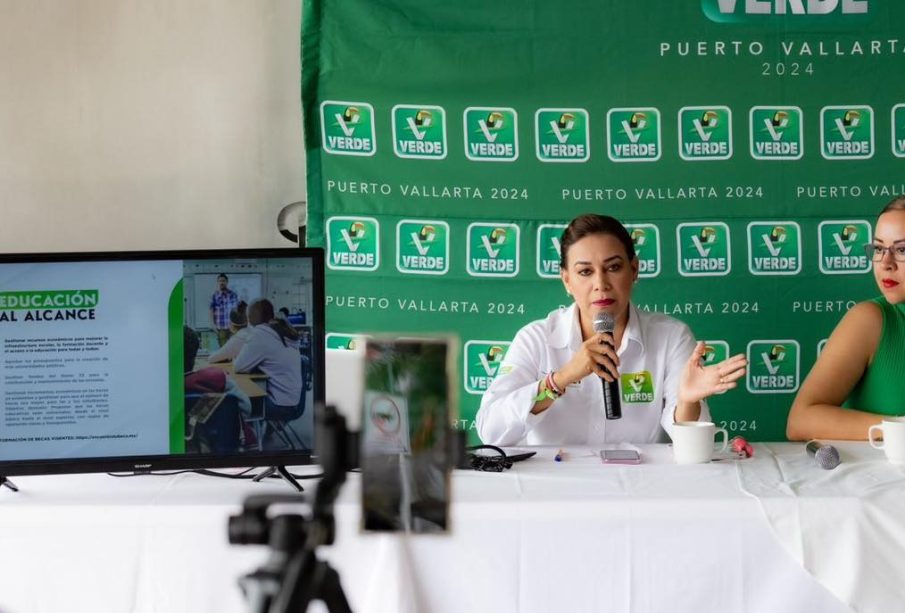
[313,562,352,613]
[272,548,352,613]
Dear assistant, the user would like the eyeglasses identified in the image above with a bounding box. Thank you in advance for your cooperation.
[863,243,905,262]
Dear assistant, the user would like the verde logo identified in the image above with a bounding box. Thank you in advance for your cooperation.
[607,108,661,162]
[535,108,590,162]
[537,224,567,278]
[621,371,654,403]
[326,333,366,350]
[320,101,376,156]
[326,216,380,271]
[821,106,874,160]
[892,104,905,158]
[702,0,871,24]
[464,107,518,161]
[702,341,730,366]
[467,223,520,277]
[676,222,731,277]
[678,106,732,161]
[747,340,800,394]
[464,341,510,394]
[818,220,872,274]
[625,224,661,278]
[750,107,803,160]
[747,222,802,275]
[396,220,449,275]
[391,105,447,160]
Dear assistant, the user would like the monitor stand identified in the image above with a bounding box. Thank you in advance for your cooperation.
[0,476,19,492]
[253,465,303,493]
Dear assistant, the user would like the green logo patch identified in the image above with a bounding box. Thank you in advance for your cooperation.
[747,340,800,394]
[893,104,905,158]
[749,106,803,160]
[326,216,380,271]
[536,224,567,278]
[464,341,510,394]
[621,371,654,403]
[747,222,801,276]
[702,0,872,25]
[626,224,661,278]
[702,341,729,366]
[467,223,520,278]
[678,106,732,161]
[464,107,518,161]
[326,333,365,350]
[820,106,874,160]
[396,219,449,275]
[391,105,447,159]
[607,108,661,162]
[676,222,731,277]
[535,108,590,162]
[818,220,872,274]
[320,101,376,156]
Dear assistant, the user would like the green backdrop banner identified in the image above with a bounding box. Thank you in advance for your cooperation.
[302,0,904,442]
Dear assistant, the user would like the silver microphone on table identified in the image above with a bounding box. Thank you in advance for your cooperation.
[806,440,841,470]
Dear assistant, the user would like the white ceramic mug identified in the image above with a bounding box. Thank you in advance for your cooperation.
[868,417,905,465]
[671,421,728,464]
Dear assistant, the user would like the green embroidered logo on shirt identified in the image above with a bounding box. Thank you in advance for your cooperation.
[621,371,654,403]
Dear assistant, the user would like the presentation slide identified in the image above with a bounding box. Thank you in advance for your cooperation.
[0,260,183,461]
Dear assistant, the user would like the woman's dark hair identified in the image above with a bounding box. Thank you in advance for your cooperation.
[229,307,247,327]
[880,196,905,215]
[248,298,299,346]
[247,298,275,326]
[558,214,636,268]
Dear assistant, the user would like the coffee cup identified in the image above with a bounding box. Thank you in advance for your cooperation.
[868,417,905,465]
[671,421,728,464]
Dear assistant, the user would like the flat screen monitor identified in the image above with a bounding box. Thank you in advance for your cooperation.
[0,248,324,477]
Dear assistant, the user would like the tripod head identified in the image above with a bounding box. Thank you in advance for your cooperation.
[228,404,356,613]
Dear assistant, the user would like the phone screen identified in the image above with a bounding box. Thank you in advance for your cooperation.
[600,449,641,464]
[360,338,454,533]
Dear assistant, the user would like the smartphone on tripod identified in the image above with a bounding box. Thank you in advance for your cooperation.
[360,337,456,533]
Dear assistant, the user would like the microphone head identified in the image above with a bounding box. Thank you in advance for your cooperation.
[593,311,615,334]
[815,445,841,470]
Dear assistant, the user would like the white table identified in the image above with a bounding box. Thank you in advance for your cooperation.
[1,443,900,613]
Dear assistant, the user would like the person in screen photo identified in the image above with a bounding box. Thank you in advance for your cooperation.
[786,197,905,440]
[207,301,249,363]
[476,213,748,446]
[234,298,304,445]
[183,326,251,454]
[209,273,240,347]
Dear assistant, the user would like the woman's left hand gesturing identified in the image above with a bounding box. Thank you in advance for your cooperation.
[678,341,748,404]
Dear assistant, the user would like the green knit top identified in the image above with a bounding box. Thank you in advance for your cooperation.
[844,297,905,415]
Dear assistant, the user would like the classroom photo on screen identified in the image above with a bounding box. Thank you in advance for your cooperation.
[182,257,316,455]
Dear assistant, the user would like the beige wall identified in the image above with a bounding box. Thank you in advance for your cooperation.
[0,0,305,253]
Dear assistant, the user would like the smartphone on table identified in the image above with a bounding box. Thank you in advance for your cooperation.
[600,449,641,464]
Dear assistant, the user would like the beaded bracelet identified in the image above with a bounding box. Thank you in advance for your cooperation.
[546,371,565,396]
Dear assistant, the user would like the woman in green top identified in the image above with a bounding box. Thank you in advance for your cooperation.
[787,197,905,440]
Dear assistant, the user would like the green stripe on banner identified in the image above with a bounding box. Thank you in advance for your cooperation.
[302,0,903,442]
[168,279,185,453]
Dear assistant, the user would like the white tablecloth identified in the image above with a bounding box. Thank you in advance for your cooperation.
[0,443,894,613]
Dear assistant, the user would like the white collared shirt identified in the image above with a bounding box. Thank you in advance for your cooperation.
[476,303,710,446]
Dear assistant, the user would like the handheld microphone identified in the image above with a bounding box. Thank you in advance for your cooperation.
[592,311,621,420]
[806,440,841,470]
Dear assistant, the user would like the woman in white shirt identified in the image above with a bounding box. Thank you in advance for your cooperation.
[476,214,747,446]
